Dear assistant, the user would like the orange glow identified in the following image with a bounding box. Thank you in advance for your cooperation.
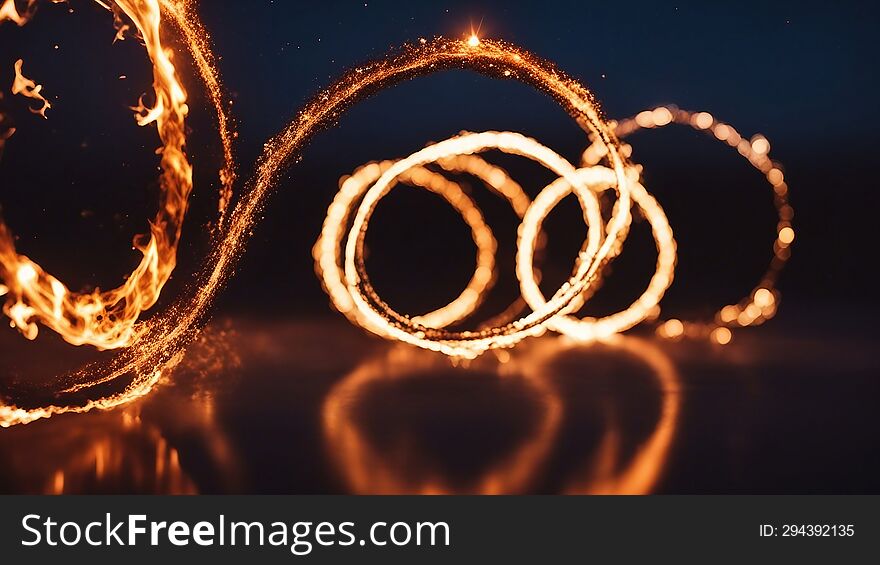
[753,288,774,308]
[0,0,33,26]
[711,327,732,345]
[779,226,795,245]
[659,319,684,338]
[322,346,562,494]
[562,336,682,494]
[751,135,770,155]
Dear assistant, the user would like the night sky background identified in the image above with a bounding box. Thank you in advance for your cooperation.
[0,0,877,336]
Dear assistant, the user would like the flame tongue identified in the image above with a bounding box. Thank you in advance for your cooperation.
[0,0,192,350]
[0,0,36,26]
[11,58,51,117]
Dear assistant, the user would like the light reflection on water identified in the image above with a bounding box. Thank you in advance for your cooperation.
[1,317,877,494]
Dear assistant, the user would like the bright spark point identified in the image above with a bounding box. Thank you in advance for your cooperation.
[467,34,480,47]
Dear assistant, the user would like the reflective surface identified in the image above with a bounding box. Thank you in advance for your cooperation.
[1,317,878,494]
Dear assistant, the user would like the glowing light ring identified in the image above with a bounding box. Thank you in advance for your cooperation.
[345,131,614,358]
[257,37,630,359]
[0,0,192,350]
[517,165,677,341]
[317,153,543,332]
[316,159,500,331]
[584,106,793,341]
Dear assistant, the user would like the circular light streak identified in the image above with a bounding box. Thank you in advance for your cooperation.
[316,154,537,332]
[0,0,235,426]
[583,105,793,341]
[516,165,677,342]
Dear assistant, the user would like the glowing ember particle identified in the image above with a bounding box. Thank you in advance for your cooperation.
[711,327,732,345]
[779,226,795,245]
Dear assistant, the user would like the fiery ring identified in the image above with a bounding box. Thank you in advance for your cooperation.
[0,0,193,350]
[0,0,234,426]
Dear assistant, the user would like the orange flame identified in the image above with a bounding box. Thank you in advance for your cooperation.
[0,0,234,427]
[0,0,192,350]
[0,0,36,26]
[11,58,51,117]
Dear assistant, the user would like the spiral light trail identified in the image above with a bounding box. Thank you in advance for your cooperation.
[0,2,792,427]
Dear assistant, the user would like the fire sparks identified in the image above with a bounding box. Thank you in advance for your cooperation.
[0,0,36,26]
[158,0,237,225]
